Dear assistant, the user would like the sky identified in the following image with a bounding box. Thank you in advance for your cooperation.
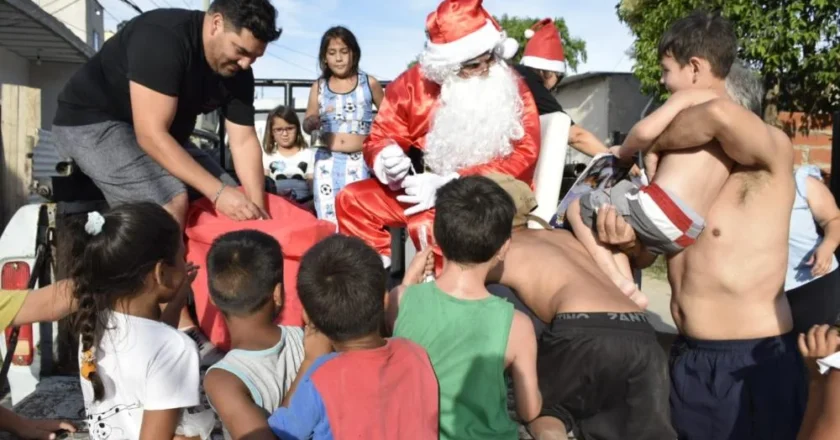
[98,0,636,97]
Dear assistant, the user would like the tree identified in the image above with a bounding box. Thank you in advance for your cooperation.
[407,16,587,72]
[617,0,840,127]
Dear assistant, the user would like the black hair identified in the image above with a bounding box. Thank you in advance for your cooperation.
[318,26,361,80]
[658,10,737,79]
[263,105,307,155]
[70,203,182,401]
[207,230,284,316]
[296,235,386,342]
[209,0,281,43]
[434,176,515,264]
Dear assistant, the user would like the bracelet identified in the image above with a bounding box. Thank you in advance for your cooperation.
[212,183,227,206]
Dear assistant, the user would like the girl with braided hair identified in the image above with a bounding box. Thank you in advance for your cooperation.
[69,202,214,440]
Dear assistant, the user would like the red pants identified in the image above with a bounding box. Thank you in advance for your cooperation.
[337,178,441,268]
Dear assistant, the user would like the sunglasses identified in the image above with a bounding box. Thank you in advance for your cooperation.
[460,51,495,72]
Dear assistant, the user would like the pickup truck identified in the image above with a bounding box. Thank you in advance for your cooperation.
[0,78,594,439]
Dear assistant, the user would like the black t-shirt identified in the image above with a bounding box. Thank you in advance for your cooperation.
[54,9,255,145]
[513,64,574,124]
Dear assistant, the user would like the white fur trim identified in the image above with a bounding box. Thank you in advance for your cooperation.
[422,19,503,67]
[497,37,519,60]
[524,29,535,39]
[521,55,566,74]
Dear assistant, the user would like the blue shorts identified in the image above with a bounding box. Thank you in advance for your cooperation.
[669,332,807,440]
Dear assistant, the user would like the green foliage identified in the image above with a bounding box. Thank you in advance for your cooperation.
[406,16,588,72]
[617,0,840,126]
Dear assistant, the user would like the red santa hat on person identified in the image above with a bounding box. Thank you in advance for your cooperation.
[420,0,519,69]
[521,18,566,74]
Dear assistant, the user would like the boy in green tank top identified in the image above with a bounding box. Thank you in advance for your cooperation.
[389,175,543,440]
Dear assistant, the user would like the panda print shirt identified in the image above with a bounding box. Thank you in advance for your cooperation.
[263,148,316,181]
[80,312,205,439]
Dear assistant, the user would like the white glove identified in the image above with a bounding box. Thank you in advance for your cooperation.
[373,145,412,188]
[396,172,459,216]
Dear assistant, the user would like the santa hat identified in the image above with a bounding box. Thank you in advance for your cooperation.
[420,0,519,69]
[521,18,566,74]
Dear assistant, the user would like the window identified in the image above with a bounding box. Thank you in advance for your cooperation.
[92,30,101,51]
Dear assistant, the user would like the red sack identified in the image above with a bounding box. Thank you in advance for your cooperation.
[185,192,335,351]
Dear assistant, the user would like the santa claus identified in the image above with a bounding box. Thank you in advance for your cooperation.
[336,0,541,267]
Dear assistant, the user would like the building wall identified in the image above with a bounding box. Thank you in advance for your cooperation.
[554,78,609,163]
[86,0,104,51]
[606,74,651,140]
[29,62,80,129]
[0,47,30,88]
[35,0,103,48]
[782,112,835,173]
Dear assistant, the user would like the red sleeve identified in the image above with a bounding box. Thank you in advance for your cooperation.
[457,77,541,184]
[363,69,414,169]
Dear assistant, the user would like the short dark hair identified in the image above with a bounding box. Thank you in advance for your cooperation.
[207,230,284,316]
[209,0,281,43]
[318,26,361,80]
[658,10,737,79]
[297,235,386,342]
[434,176,515,264]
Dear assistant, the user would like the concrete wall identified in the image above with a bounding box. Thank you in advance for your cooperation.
[554,78,609,163]
[29,62,80,129]
[0,47,30,89]
[607,74,651,140]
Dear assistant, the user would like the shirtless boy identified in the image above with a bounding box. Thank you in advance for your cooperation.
[567,11,737,307]
[596,21,804,440]
[399,174,675,440]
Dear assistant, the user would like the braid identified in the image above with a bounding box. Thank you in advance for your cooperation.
[73,271,105,401]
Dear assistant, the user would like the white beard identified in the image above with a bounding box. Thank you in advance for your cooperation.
[423,63,525,175]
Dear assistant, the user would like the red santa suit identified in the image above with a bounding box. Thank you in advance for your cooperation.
[336,0,541,263]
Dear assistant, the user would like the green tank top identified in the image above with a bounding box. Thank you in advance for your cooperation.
[393,282,518,440]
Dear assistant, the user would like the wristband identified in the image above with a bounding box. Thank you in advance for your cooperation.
[213,183,227,206]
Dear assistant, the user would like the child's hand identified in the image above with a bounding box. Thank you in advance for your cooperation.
[303,323,333,361]
[177,262,199,293]
[798,324,840,381]
[11,415,76,439]
[401,247,434,286]
[643,152,659,182]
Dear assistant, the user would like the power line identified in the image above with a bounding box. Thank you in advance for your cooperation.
[270,42,386,80]
[263,50,314,75]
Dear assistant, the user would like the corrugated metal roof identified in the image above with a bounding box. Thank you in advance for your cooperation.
[0,0,94,63]
[28,129,62,202]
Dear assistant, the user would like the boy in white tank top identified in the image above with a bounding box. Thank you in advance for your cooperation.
[202,230,329,439]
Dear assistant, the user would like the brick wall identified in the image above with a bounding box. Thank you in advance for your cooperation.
[779,112,834,172]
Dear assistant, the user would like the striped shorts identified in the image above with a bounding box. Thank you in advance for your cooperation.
[313,148,370,224]
[579,180,705,255]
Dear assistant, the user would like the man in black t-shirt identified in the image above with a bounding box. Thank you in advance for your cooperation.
[515,18,609,158]
[52,0,280,226]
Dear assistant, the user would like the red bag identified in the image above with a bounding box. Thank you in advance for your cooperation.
[185,192,335,351]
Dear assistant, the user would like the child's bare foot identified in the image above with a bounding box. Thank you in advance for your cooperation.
[628,288,649,310]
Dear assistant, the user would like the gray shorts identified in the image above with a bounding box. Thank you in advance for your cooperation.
[52,121,236,207]
[579,180,705,255]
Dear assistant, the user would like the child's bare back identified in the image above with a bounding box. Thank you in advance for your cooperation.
[488,228,639,322]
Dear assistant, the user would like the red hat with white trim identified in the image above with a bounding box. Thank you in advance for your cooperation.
[521,18,566,74]
[420,0,519,69]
